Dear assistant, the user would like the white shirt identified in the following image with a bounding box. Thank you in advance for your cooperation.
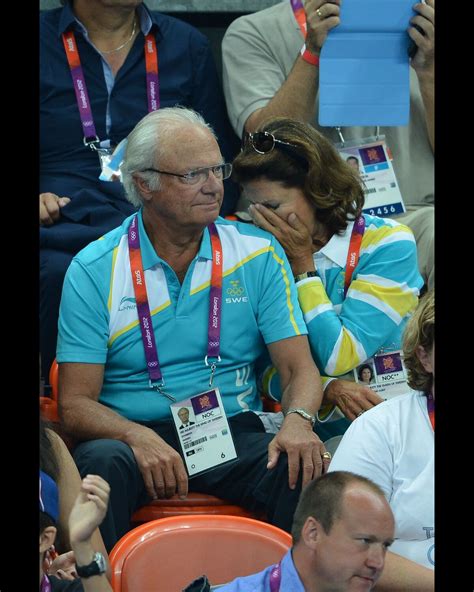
[329,390,434,568]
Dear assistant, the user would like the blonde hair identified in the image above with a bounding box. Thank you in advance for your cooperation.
[402,291,434,393]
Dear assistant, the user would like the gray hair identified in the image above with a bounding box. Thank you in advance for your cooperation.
[121,107,216,207]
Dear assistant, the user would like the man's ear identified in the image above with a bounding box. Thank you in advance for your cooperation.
[301,516,321,550]
[40,526,56,553]
[133,174,154,202]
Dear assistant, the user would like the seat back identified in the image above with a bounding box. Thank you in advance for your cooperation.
[131,492,265,525]
[110,515,292,591]
[40,359,59,422]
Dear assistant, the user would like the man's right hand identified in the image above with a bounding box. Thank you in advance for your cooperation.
[40,192,71,226]
[305,0,341,54]
[126,425,189,500]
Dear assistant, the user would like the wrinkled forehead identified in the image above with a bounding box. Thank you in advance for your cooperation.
[158,125,221,169]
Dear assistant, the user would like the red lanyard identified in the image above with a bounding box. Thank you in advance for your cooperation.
[427,392,434,431]
[128,216,223,397]
[344,216,365,297]
[290,0,307,37]
[62,29,159,148]
[144,34,159,112]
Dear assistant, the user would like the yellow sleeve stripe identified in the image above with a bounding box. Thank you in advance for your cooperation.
[190,247,271,296]
[361,224,413,251]
[297,279,331,315]
[108,299,171,347]
[107,246,119,312]
[332,332,366,375]
[349,280,419,319]
[270,247,301,336]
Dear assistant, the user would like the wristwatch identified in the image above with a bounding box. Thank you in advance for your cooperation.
[76,552,107,578]
[294,271,318,283]
[285,408,316,427]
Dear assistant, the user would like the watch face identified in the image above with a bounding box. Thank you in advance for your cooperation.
[76,552,106,578]
[96,552,106,572]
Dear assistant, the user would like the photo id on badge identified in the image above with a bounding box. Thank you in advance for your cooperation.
[354,350,409,400]
[336,137,405,217]
[171,388,237,478]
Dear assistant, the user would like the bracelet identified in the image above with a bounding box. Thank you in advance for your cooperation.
[285,407,316,427]
[300,44,320,66]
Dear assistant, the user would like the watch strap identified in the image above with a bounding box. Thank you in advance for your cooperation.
[294,270,318,283]
[76,552,106,578]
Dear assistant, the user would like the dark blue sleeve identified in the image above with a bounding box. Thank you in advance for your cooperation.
[191,35,240,215]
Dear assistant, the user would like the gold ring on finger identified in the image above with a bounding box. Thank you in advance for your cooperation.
[322,451,332,460]
[316,7,324,18]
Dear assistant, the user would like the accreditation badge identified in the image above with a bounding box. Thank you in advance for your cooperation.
[98,138,127,182]
[95,147,114,174]
[353,350,409,400]
[170,388,237,478]
[336,136,406,217]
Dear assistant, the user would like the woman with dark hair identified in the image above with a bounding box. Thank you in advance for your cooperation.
[330,291,435,586]
[357,364,374,385]
[232,117,423,421]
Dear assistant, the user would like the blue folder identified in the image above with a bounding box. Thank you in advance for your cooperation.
[319,0,416,126]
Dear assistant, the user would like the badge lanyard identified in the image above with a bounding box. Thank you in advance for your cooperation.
[40,575,52,592]
[288,2,379,144]
[427,392,434,431]
[290,0,306,36]
[62,29,159,151]
[269,561,282,592]
[128,216,223,399]
[344,216,365,297]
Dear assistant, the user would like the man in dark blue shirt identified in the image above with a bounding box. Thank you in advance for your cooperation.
[40,0,239,379]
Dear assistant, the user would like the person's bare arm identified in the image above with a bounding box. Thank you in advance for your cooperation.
[245,0,340,133]
[409,0,434,152]
[59,362,188,500]
[69,475,112,592]
[47,429,111,580]
[374,550,434,591]
[266,336,329,490]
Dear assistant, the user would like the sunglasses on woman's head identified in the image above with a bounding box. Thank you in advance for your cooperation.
[242,131,298,154]
[242,131,309,170]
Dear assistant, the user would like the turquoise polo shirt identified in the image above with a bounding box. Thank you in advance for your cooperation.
[57,211,307,422]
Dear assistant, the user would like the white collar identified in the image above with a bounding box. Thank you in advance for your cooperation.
[315,220,355,268]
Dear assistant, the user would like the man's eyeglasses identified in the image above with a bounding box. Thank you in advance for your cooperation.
[243,131,298,154]
[141,163,232,185]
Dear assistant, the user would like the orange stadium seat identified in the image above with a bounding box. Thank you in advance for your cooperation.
[110,514,292,591]
[40,359,59,423]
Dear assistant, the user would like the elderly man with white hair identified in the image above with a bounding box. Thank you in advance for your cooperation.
[57,106,329,551]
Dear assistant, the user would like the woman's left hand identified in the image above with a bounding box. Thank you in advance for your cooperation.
[249,204,314,272]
